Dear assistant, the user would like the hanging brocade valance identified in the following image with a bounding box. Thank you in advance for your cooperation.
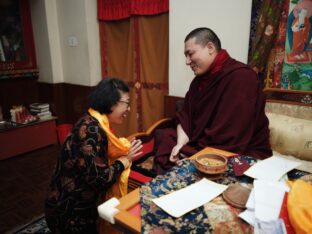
[97,0,169,21]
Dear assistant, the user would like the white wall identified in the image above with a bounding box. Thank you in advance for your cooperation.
[30,0,101,85]
[44,0,64,83]
[31,0,251,90]
[169,0,252,97]
[84,1,102,86]
[30,0,63,83]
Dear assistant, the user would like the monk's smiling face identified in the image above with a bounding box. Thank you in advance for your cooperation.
[184,37,217,76]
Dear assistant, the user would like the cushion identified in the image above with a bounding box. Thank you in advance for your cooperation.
[267,113,312,161]
[265,102,312,121]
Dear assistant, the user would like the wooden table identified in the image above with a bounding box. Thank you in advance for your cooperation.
[112,147,236,233]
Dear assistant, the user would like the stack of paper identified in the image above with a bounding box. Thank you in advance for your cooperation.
[254,180,289,221]
[239,156,301,226]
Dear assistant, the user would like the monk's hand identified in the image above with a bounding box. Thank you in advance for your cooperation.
[169,144,183,164]
[127,138,143,161]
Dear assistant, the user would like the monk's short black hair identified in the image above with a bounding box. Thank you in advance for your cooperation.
[184,27,221,51]
[88,78,129,114]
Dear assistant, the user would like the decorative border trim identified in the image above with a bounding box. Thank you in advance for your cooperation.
[264,88,312,106]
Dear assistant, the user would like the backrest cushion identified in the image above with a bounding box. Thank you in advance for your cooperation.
[267,112,312,161]
[265,102,312,120]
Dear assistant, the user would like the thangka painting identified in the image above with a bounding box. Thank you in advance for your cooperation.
[0,0,38,79]
[282,0,312,90]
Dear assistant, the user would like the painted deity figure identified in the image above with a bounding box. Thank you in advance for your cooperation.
[289,8,310,59]
[287,0,312,62]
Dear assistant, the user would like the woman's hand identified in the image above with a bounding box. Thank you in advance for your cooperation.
[118,138,142,168]
[127,138,143,161]
[169,144,183,164]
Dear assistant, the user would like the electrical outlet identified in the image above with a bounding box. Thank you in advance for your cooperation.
[68,36,78,47]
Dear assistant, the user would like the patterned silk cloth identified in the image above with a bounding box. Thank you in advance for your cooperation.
[140,156,258,234]
[140,155,309,233]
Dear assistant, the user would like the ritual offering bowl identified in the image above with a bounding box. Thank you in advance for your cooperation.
[195,154,228,175]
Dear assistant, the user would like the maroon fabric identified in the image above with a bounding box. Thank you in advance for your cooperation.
[198,49,229,91]
[97,0,169,21]
[153,54,272,174]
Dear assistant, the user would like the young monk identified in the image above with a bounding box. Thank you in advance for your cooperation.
[153,27,272,174]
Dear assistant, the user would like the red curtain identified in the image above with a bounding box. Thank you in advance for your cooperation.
[98,0,169,21]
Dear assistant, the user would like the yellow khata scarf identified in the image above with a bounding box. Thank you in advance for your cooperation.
[286,179,312,234]
[88,108,131,198]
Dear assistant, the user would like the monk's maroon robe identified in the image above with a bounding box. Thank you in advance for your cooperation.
[153,57,272,174]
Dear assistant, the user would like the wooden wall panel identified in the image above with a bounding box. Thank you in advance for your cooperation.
[0,77,38,119]
[0,78,93,125]
[37,82,92,124]
[164,95,184,118]
[37,82,66,123]
[63,83,92,124]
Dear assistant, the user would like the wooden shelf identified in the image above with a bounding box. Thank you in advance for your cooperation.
[0,117,58,160]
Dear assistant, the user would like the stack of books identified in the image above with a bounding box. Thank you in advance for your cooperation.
[30,103,52,119]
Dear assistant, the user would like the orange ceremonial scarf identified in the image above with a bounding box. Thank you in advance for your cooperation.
[286,179,312,234]
[88,108,131,198]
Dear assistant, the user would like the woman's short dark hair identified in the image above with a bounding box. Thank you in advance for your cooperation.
[88,78,129,114]
[184,27,221,51]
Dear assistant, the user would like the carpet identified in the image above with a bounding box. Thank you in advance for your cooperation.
[12,215,51,234]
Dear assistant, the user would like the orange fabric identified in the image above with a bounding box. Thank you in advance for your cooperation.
[100,18,136,136]
[138,14,169,130]
[287,180,312,234]
[88,108,131,198]
[99,14,168,136]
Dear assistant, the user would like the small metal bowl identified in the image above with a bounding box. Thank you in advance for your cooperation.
[195,154,228,175]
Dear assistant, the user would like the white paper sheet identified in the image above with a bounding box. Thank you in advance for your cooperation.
[245,188,255,210]
[253,180,289,221]
[239,209,255,226]
[239,188,255,226]
[152,178,227,217]
[244,156,301,181]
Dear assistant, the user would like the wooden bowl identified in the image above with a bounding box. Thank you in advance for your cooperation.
[195,154,228,174]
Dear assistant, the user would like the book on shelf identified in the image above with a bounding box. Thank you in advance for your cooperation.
[36,111,52,117]
[39,113,53,120]
[29,103,50,110]
[30,107,50,113]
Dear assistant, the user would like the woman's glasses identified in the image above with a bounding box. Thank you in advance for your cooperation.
[119,100,130,108]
